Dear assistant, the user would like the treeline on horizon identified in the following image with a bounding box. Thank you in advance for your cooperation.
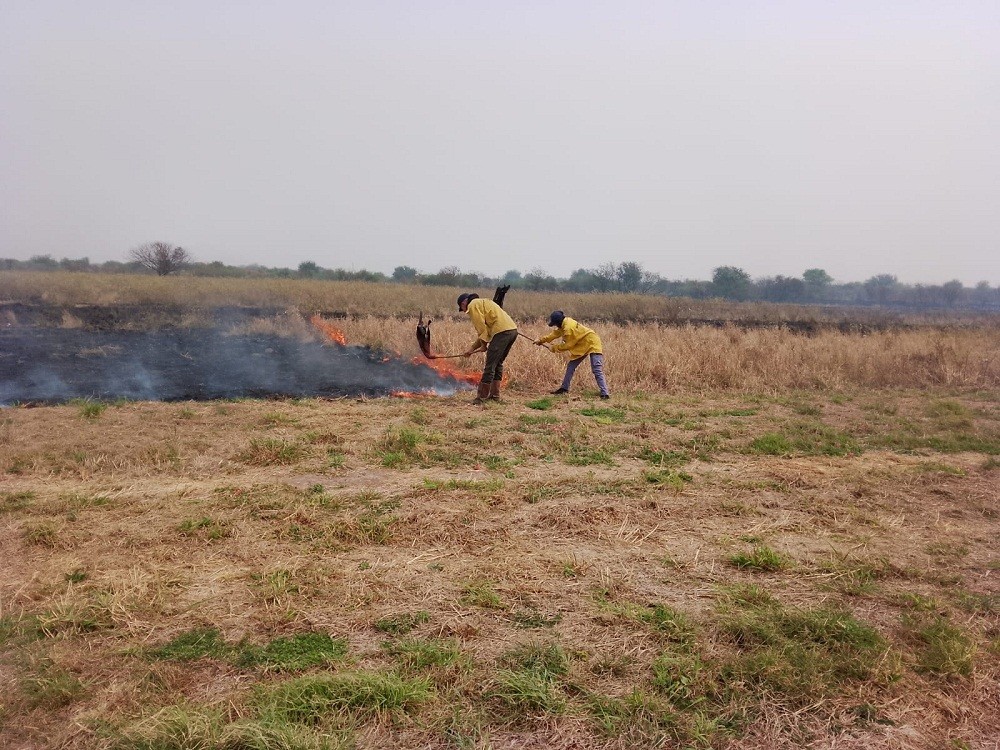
[3,253,999,312]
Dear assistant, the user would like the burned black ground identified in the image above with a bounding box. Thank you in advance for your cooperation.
[0,328,469,404]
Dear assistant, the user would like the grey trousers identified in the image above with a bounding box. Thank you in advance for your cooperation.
[481,329,518,384]
[560,353,610,396]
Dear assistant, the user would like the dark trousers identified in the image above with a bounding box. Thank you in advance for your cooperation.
[481,329,518,384]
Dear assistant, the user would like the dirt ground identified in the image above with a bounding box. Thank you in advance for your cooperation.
[1,388,998,749]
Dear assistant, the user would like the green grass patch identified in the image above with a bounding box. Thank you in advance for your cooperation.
[490,668,566,716]
[578,406,626,423]
[727,545,791,572]
[257,671,433,723]
[816,556,895,596]
[865,414,1000,454]
[747,433,793,456]
[237,633,348,672]
[238,437,308,465]
[915,461,966,475]
[925,400,972,419]
[36,599,110,637]
[638,447,690,468]
[149,627,231,662]
[586,690,686,742]
[598,596,697,648]
[1,490,34,513]
[329,513,395,545]
[64,568,88,583]
[651,651,710,710]
[381,638,462,671]
[748,423,861,457]
[565,444,616,466]
[717,595,894,704]
[682,433,725,461]
[489,641,570,717]
[499,641,569,679]
[904,614,975,677]
[177,516,229,540]
[329,497,398,546]
[519,413,558,427]
[526,397,554,411]
[954,591,999,615]
[111,706,345,750]
[21,659,84,709]
[260,412,298,427]
[23,521,58,547]
[512,609,563,629]
[459,580,504,609]
[250,569,299,605]
[377,425,432,467]
[374,611,430,636]
[421,477,504,493]
[71,398,107,419]
[644,469,693,489]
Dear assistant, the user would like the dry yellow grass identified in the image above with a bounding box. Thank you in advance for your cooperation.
[4,270,995,326]
[333,316,1000,391]
[1,388,999,749]
[2,277,999,748]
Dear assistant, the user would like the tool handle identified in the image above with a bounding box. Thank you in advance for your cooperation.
[517,330,553,350]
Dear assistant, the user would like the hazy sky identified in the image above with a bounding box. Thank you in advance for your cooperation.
[2,1,998,284]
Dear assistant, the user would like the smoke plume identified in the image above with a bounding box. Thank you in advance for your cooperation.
[0,328,474,404]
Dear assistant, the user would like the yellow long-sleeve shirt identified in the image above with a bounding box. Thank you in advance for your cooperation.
[537,317,603,357]
[466,298,517,345]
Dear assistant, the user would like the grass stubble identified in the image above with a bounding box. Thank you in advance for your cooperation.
[1,301,999,748]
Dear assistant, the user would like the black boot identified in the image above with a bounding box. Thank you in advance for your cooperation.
[551,387,569,395]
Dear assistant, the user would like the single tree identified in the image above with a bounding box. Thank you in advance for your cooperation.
[29,254,59,269]
[392,265,419,282]
[523,267,559,291]
[593,262,619,293]
[863,274,899,305]
[712,266,752,300]
[129,242,191,276]
[298,260,321,277]
[616,261,644,293]
[502,269,523,285]
[939,279,963,307]
[802,268,833,288]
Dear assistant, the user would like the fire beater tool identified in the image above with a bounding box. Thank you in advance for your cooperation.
[415,313,467,359]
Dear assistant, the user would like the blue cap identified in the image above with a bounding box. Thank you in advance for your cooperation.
[457,293,479,311]
[547,310,565,327]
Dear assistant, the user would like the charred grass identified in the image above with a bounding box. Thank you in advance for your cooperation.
[1,387,1000,748]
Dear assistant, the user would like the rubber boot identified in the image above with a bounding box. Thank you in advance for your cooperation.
[488,380,502,402]
[472,381,491,404]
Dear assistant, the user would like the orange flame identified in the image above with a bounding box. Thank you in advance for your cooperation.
[412,356,482,385]
[310,315,347,346]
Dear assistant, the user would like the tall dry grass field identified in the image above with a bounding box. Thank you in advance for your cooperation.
[332,316,1000,392]
[4,270,993,326]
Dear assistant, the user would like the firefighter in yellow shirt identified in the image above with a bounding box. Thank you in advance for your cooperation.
[458,293,519,404]
[535,311,610,399]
